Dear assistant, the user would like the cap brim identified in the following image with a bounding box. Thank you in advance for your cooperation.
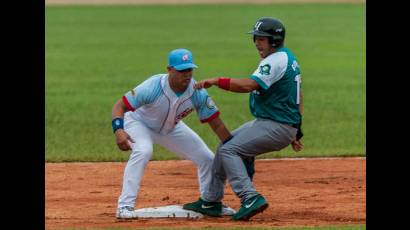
[174,63,198,71]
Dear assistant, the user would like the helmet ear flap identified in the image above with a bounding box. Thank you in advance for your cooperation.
[268,37,275,47]
[271,35,284,47]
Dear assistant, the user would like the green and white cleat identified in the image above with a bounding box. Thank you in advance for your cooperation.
[232,195,268,221]
[183,198,222,217]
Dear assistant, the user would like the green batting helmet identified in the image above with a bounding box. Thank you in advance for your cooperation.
[248,17,286,47]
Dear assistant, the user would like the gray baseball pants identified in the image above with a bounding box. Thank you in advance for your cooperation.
[203,118,297,204]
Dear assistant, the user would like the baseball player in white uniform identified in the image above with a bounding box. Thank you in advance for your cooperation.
[111,48,235,219]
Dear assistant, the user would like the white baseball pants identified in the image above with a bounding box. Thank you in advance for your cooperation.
[118,113,214,208]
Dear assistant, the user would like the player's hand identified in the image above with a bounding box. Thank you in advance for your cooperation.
[194,78,218,89]
[115,129,135,151]
[291,139,303,152]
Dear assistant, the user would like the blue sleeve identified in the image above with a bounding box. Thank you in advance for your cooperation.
[123,76,162,111]
[191,89,220,123]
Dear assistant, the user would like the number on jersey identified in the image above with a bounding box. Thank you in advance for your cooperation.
[294,75,301,104]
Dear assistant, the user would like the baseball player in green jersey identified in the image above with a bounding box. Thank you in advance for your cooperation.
[183,17,304,221]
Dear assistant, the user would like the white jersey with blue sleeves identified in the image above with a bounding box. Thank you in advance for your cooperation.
[122,74,220,134]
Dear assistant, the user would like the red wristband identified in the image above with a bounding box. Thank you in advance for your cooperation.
[218,77,231,90]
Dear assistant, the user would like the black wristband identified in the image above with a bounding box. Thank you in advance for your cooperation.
[296,120,303,141]
[112,118,124,133]
[296,127,303,141]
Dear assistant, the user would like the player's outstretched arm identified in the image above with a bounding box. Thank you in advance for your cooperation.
[207,117,233,144]
[112,99,135,151]
[194,77,260,93]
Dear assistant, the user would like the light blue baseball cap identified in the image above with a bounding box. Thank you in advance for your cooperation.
[168,48,198,71]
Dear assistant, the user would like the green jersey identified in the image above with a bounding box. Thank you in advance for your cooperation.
[249,47,301,125]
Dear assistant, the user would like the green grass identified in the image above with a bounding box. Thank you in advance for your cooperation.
[62,224,366,230]
[46,4,366,162]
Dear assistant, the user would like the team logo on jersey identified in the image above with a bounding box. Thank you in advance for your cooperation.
[182,54,189,61]
[175,107,194,124]
[206,97,216,109]
[259,64,271,75]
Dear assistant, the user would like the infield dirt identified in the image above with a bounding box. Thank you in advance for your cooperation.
[45,157,365,229]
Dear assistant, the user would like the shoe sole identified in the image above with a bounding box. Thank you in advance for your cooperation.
[235,203,269,221]
[116,212,138,219]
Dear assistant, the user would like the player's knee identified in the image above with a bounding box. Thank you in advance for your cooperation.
[131,147,153,161]
[193,150,213,167]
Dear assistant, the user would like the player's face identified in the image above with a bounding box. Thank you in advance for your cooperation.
[254,36,273,58]
[169,67,193,88]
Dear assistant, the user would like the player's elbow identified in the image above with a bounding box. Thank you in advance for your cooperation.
[240,85,256,92]
[237,82,259,92]
[230,79,259,92]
